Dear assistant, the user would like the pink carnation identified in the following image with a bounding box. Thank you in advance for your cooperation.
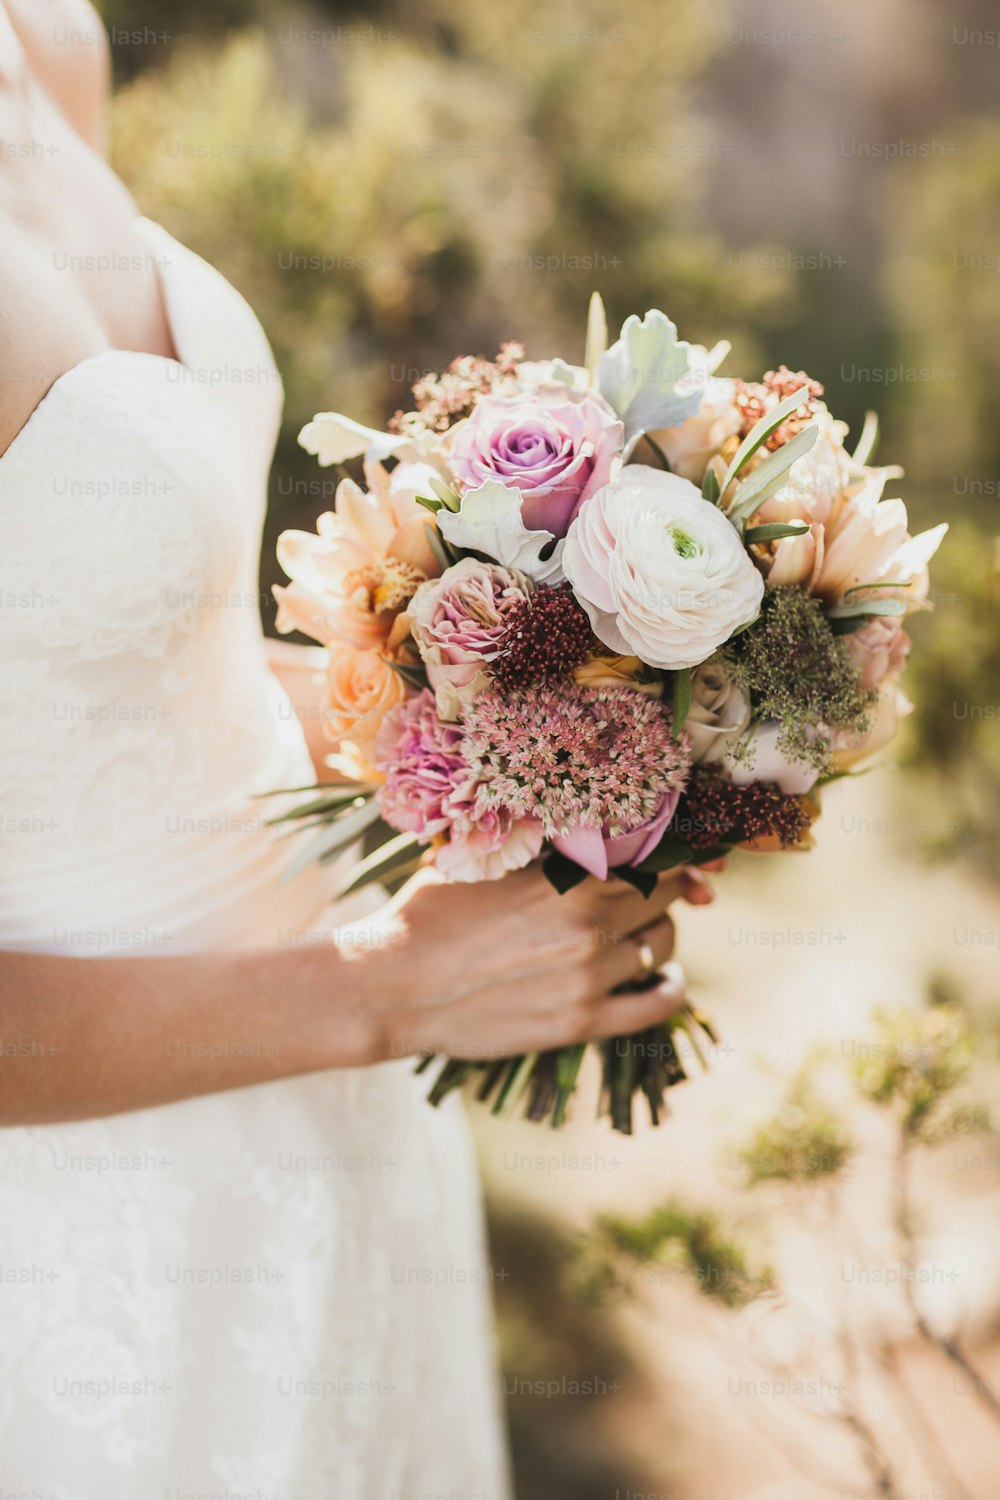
[374,690,541,881]
[443,385,624,539]
[374,691,468,838]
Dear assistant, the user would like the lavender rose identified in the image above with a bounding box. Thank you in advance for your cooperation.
[407,557,531,719]
[443,384,624,539]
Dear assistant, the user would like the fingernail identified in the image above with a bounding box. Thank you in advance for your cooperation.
[684,870,714,903]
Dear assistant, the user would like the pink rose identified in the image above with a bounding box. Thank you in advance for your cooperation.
[550,789,682,881]
[845,617,910,692]
[407,558,530,719]
[831,676,912,770]
[443,385,624,539]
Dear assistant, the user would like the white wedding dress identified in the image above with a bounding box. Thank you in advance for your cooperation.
[0,218,511,1498]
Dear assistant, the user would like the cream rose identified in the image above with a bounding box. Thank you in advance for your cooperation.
[648,378,741,485]
[562,466,764,670]
[686,661,751,764]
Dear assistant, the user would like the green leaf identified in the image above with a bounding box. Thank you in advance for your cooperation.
[701,467,721,505]
[382,655,428,691]
[743,521,810,545]
[584,290,608,379]
[725,425,819,528]
[622,429,673,470]
[597,309,703,441]
[672,667,692,732]
[827,597,907,621]
[424,521,460,573]
[842,580,912,597]
[542,849,590,894]
[256,780,373,799]
[720,385,813,496]
[640,431,672,471]
[265,790,370,827]
[280,797,382,881]
[428,477,462,512]
[336,830,425,897]
[415,493,444,514]
[637,837,732,874]
[615,866,658,899]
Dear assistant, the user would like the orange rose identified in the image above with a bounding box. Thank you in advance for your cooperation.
[324,646,408,761]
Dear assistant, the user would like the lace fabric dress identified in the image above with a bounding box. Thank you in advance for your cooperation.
[0,218,511,1499]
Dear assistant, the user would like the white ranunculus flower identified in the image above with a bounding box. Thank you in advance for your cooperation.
[686,661,751,764]
[562,466,764,670]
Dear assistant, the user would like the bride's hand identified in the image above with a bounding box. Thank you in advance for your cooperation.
[355,861,717,1063]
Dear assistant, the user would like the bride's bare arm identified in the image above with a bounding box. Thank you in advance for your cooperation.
[266,639,340,782]
[0,863,715,1126]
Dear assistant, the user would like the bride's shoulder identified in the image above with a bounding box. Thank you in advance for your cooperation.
[0,0,109,153]
[0,235,106,462]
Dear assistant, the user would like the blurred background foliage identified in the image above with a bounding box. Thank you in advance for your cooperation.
[94,2,1000,1490]
[97,0,1000,885]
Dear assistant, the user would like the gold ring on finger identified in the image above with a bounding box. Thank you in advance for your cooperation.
[636,939,657,975]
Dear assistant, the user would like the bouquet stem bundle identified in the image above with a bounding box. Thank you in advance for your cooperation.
[415,987,718,1133]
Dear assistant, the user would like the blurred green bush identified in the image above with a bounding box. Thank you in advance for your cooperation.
[100,1,1000,885]
[106,5,789,619]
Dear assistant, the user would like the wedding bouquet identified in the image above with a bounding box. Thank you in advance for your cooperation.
[270,296,945,1132]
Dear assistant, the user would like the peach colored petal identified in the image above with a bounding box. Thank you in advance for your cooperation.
[816,496,909,604]
[324,645,408,753]
[272,582,335,644]
[831,676,912,770]
[388,517,443,579]
[767,530,817,588]
[335,477,395,556]
[276,525,368,597]
[385,613,414,653]
[326,598,392,652]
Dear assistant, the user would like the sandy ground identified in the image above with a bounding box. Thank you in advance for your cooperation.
[475,767,1000,1498]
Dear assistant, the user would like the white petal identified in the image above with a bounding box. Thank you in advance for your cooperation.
[438,480,567,584]
[298,412,405,467]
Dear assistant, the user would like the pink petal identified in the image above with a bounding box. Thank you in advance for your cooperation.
[551,825,610,880]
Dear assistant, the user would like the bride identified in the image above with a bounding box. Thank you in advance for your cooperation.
[0,3,713,1493]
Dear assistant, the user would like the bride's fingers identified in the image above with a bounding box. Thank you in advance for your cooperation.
[678,868,716,906]
[588,915,676,995]
[587,974,689,1041]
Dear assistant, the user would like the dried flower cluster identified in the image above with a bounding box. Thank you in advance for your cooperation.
[672,768,812,850]
[491,586,596,690]
[724,586,875,772]
[390,342,525,437]
[733,365,826,451]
